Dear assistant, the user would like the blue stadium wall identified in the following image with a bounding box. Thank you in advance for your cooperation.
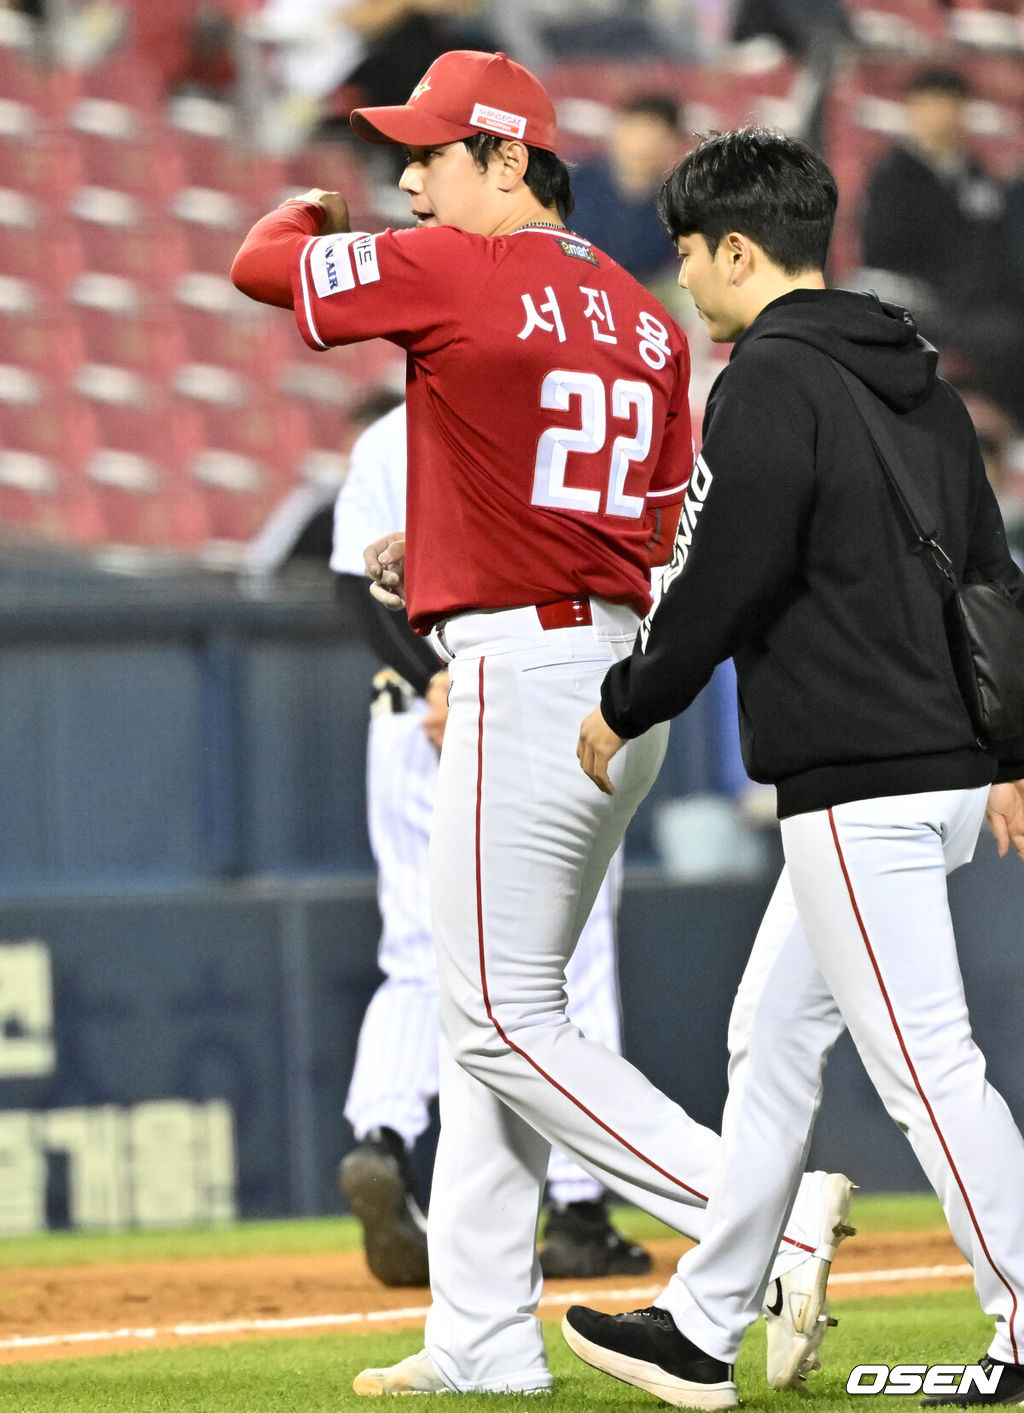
[0,568,1020,1228]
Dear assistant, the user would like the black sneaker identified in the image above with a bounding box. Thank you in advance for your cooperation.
[540,1199,653,1279]
[562,1304,737,1409]
[339,1126,429,1287]
[921,1357,1024,1406]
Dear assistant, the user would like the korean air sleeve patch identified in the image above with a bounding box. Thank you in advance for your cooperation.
[309,233,379,297]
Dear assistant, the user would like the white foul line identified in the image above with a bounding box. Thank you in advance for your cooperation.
[830,1263,972,1286]
[0,1263,973,1354]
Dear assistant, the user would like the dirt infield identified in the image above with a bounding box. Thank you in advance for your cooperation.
[0,1228,970,1365]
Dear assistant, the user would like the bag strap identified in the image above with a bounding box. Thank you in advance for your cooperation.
[827,356,957,588]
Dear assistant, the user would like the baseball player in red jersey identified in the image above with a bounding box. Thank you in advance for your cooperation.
[231,50,852,1396]
[333,399,653,1285]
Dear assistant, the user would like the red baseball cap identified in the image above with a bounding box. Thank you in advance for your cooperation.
[350,50,557,154]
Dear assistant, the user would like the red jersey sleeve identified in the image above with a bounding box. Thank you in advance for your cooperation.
[231,201,324,309]
[291,225,490,352]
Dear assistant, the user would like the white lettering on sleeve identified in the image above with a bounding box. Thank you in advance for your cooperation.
[353,235,380,285]
[309,231,379,298]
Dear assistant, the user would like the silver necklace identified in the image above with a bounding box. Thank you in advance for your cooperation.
[511,221,568,234]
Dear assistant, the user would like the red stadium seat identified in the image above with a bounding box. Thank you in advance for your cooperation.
[71,292,186,383]
[958,50,1024,106]
[124,2,215,98]
[0,384,105,545]
[947,4,1023,52]
[170,184,254,275]
[168,98,285,205]
[0,27,78,116]
[0,117,84,206]
[173,371,312,545]
[0,284,85,383]
[67,95,186,201]
[74,52,166,114]
[68,267,186,378]
[0,211,85,298]
[277,357,357,472]
[177,373,309,475]
[173,269,295,380]
[75,380,209,549]
[844,0,949,53]
[68,188,189,294]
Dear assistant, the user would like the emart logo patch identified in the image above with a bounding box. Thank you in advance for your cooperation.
[847,1364,1004,1397]
[558,238,598,266]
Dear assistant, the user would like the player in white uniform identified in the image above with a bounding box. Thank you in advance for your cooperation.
[332,401,651,1285]
[232,50,852,1398]
[570,128,1024,1409]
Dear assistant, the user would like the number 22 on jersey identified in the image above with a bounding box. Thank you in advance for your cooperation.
[532,369,654,519]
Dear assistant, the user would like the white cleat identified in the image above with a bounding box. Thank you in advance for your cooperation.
[764,1172,857,1390]
[353,1349,450,1396]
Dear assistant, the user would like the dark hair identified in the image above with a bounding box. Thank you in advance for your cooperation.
[657,127,837,274]
[621,93,679,131]
[462,132,575,222]
[906,67,970,100]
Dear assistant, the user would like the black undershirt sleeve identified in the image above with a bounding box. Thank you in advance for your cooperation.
[333,572,443,696]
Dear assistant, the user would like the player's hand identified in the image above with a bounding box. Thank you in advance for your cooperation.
[288,188,351,235]
[364,532,406,610]
[422,670,449,750]
[986,780,1024,863]
[577,706,626,795]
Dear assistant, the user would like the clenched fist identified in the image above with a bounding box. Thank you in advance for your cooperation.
[364,531,406,610]
[288,189,351,236]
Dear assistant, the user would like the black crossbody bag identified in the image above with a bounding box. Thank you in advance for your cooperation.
[830,358,1024,745]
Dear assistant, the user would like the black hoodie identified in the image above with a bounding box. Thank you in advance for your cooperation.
[601,288,1024,818]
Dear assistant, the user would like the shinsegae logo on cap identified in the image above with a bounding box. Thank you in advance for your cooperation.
[470,102,527,139]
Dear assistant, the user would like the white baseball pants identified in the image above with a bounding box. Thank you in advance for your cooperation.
[660,788,1024,1367]
[421,602,831,1392]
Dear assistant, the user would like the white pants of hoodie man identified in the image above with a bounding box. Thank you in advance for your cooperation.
[422,600,839,1392]
[659,787,1024,1368]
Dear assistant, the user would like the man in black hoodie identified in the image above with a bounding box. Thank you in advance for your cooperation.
[565,128,1024,1409]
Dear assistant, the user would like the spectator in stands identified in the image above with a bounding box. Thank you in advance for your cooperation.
[2,0,45,18]
[252,0,493,146]
[859,67,1024,425]
[730,0,853,56]
[569,95,683,289]
[490,0,697,63]
[729,0,854,149]
[174,4,239,101]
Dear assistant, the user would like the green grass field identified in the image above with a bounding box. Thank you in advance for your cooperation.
[0,1193,985,1413]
